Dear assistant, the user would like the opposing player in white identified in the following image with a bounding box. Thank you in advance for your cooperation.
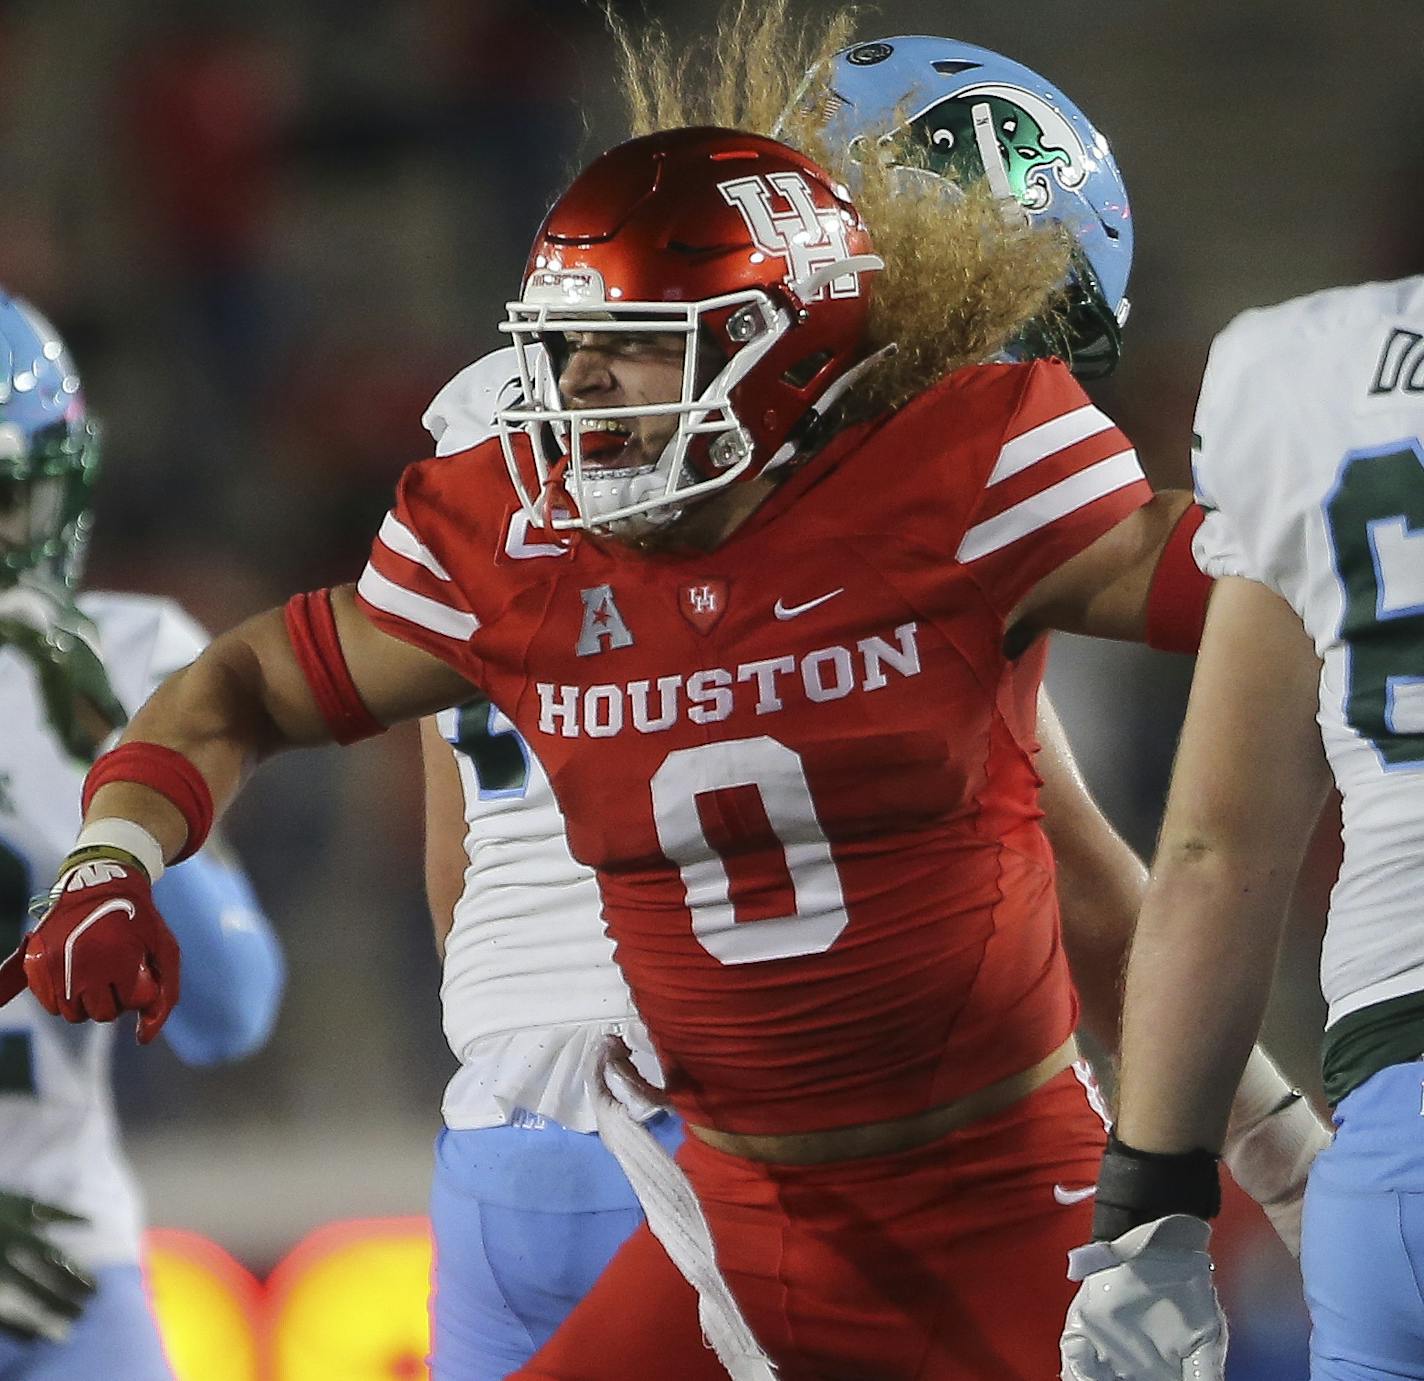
[418,348,682,1379]
[1061,277,1424,1380]
[0,291,285,1379]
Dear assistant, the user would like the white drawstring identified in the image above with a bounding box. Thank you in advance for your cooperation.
[590,1039,779,1381]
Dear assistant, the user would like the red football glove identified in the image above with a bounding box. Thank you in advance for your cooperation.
[0,858,179,1044]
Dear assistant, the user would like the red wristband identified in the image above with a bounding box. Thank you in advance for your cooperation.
[284,590,385,745]
[1146,504,1212,654]
[82,742,214,863]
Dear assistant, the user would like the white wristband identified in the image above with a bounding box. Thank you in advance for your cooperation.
[73,818,166,884]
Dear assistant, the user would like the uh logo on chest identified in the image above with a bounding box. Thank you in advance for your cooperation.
[535,579,924,739]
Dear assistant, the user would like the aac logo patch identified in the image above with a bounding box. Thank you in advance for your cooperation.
[577,585,634,656]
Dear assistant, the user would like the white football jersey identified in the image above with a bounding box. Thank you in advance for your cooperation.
[0,592,207,1267]
[427,350,661,1133]
[1192,277,1424,1028]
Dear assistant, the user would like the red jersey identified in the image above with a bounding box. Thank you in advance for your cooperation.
[357,359,1150,1134]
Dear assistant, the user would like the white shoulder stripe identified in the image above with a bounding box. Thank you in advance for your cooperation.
[357,565,479,640]
[957,449,1143,564]
[988,404,1115,488]
[378,512,451,581]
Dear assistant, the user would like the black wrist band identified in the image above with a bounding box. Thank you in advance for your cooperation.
[1090,1131,1222,1241]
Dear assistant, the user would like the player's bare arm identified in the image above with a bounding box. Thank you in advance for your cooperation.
[1039,685,1328,1245]
[1034,694,1146,1053]
[85,586,470,859]
[1114,575,1331,1157]
[1062,576,1328,1379]
[1007,488,1200,651]
[1061,572,1334,1381]
[420,715,466,959]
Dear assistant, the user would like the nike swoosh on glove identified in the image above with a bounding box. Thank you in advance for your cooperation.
[0,859,179,1043]
[1060,1215,1227,1381]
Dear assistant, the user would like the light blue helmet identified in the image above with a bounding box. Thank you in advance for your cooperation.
[0,292,98,587]
[804,36,1133,378]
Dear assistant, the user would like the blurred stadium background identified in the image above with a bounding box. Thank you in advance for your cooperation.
[1,0,1419,1374]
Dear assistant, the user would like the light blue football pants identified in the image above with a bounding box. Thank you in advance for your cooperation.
[1303,1060,1424,1378]
[429,1112,684,1381]
[0,1264,172,1380]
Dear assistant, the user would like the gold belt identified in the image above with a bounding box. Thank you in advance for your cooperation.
[688,1034,1080,1166]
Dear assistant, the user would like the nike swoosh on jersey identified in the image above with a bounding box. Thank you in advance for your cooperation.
[64,899,136,999]
[1053,1183,1098,1206]
[773,589,845,620]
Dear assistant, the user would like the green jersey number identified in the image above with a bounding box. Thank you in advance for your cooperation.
[0,838,35,1094]
[1324,440,1424,768]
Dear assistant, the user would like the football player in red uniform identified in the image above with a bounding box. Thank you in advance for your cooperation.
[0,115,1296,1376]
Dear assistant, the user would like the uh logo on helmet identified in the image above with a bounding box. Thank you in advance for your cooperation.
[803,36,1133,379]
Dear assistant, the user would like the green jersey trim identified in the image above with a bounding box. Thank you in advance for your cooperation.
[1322,989,1424,1106]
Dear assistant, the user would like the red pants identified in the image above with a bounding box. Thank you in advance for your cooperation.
[517,1066,1106,1380]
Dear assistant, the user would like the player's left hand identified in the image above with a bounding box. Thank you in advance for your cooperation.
[0,856,179,1043]
[0,575,128,761]
[1222,1093,1330,1257]
[0,1190,97,1343]
[1060,1214,1227,1381]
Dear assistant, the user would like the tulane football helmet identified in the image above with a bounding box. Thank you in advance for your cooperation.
[0,290,124,758]
[0,293,99,589]
[797,36,1133,378]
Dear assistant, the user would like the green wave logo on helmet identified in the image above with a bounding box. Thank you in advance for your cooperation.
[892,86,1089,213]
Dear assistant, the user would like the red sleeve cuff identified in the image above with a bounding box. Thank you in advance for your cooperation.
[1145,504,1212,654]
[284,590,386,745]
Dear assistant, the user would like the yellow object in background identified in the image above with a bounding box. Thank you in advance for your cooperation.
[268,1217,432,1380]
[145,1229,265,1381]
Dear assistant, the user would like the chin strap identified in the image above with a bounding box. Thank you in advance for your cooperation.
[535,453,574,533]
[764,343,899,473]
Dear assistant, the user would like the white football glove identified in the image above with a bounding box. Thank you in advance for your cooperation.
[1060,1215,1227,1381]
[1222,1049,1332,1256]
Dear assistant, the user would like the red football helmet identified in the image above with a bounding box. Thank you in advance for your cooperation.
[496,126,883,535]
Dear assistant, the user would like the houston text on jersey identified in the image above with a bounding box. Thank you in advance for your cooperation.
[536,622,921,737]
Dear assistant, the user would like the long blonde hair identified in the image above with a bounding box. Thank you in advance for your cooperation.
[608,1,1071,414]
